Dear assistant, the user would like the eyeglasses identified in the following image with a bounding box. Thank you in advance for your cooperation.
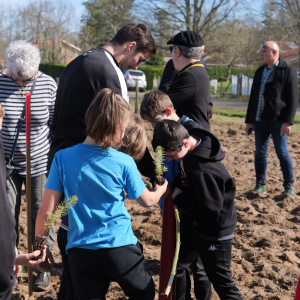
[11,73,35,83]
[259,44,274,53]
[169,46,174,53]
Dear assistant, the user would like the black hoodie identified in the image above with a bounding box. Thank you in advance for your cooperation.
[172,127,237,238]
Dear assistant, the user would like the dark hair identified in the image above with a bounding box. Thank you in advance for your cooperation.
[119,114,147,162]
[85,88,131,149]
[152,120,189,151]
[140,90,174,119]
[110,24,156,55]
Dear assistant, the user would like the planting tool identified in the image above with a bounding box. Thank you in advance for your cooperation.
[26,92,33,299]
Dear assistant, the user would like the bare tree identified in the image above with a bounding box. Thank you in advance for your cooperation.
[135,0,239,50]
[262,0,300,68]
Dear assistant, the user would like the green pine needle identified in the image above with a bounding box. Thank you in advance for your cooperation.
[154,146,168,177]
[44,195,78,230]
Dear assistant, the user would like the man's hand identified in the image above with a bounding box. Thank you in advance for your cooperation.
[280,122,292,136]
[37,248,54,272]
[172,188,183,200]
[208,105,213,119]
[245,123,253,135]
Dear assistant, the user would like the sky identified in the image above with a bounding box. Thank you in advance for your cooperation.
[0,0,86,19]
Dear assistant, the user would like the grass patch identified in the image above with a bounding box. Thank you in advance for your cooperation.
[212,106,300,132]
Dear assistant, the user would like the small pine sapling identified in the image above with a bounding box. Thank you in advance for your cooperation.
[154,146,168,186]
[32,196,78,260]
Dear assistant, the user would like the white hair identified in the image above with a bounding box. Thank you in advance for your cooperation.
[175,45,203,59]
[5,40,40,78]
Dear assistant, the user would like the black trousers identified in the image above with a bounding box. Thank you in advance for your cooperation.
[57,227,76,300]
[68,242,155,300]
[175,219,243,300]
[175,214,211,300]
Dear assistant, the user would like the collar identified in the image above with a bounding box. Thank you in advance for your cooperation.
[177,61,204,76]
[265,59,279,71]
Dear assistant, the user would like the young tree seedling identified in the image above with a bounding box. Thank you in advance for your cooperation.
[154,146,168,186]
[32,195,78,260]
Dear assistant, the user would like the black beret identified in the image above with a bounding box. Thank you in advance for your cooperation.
[167,31,204,47]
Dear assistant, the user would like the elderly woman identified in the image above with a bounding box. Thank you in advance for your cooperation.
[0,40,56,291]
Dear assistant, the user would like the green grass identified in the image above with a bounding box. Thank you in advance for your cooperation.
[210,80,232,96]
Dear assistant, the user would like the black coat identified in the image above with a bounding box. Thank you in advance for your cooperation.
[172,127,237,238]
[166,61,210,131]
[245,58,299,124]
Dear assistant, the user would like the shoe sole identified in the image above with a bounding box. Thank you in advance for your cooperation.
[251,191,267,195]
[283,194,295,199]
[33,285,51,292]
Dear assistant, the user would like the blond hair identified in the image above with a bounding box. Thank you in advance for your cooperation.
[119,114,147,161]
[85,88,131,149]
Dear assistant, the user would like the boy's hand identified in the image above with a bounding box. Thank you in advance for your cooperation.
[154,179,168,196]
[172,188,183,200]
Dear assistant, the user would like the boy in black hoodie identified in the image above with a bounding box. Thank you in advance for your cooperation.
[140,91,211,300]
[152,120,243,300]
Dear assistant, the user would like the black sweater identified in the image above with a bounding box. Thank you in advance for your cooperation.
[167,61,210,131]
[172,128,237,238]
[0,139,16,300]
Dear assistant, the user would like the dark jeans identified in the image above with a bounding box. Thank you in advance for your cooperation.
[6,172,55,249]
[253,121,294,187]
[175,214,211,300]
[57,227,76,300]
[68,242,155,300]
[175,219,243,300]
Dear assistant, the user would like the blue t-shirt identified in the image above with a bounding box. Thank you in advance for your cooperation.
[46,143,145,252]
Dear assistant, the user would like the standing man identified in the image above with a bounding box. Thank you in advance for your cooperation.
[166,31,210,131]
[245,41,298,198]
[159,45,213,119]
[47,23,156,299]
[49,23,156,165]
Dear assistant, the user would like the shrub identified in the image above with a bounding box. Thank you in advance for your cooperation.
[138,65,165,90]
[39,62,67,79]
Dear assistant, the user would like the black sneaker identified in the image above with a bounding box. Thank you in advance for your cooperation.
[283,184,295,198]
[33,271,50,291]
[251,183,267,195]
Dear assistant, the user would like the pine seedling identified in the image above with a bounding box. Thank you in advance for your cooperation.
[44,195,78,230]
[154,146,168,185]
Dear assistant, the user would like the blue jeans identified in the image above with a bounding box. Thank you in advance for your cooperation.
[253,121,294,187]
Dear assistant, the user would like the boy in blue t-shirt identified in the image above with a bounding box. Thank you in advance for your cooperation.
[35,89,167,300]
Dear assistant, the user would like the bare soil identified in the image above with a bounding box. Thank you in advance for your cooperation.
[11,118,300,300]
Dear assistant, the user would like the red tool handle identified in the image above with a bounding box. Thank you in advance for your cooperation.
[158,195,176,299]
[26,93,31,146]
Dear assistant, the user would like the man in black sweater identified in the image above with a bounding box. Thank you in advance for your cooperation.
[245,41,298,198]
[165,31,211,131]
[159,46,213,120]
[152,120,243,300]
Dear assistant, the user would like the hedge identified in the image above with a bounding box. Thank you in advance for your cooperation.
[38,61,257,88]
[139,64,257,90]
[206,66,257,81]
[138,65,165,90]
[39,62,67,79]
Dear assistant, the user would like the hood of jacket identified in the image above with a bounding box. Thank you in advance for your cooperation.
[186,127,225,162]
